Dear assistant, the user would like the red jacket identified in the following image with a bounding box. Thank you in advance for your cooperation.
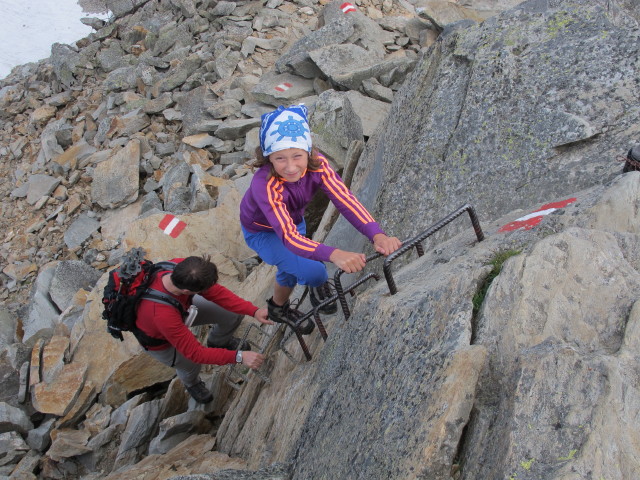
[135,258,258,365]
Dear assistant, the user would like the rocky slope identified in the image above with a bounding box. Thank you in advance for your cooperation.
[1,0,639,479]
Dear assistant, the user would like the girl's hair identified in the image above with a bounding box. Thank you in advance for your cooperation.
[172,255,218,292]
[254,146,323,179]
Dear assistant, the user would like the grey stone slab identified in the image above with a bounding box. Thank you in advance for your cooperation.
[63,214,100,249]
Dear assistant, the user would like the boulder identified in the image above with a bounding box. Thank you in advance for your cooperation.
[91,139,140,209]
[113,399,162,468]
[107,109,151,139]
[151,53,202,96]
[161,161,192,214]
[0,431,29,467]
[0,308,16,349]
[100,350,175,407]
[148,410,212,455]
[20,263,59,342]
[322,0,390,57]
[105,0,153,19]
[415,0,486,29]
[27,418,56,452]
[189,164,216,212]
[0,402,33,436]
[241,36,288,59]
[344,90,391,137]
[31,362,87,416]
[214,117,262,141]
[308,44,385,90]
[275,15,355,78]
[50,43,81,87]
[181,133,218,148]
[25,174,61,206]
[251,72,316,107]
[175,85,219,136]
[97,435,249,479]
[95,41,131,72]
[30,105,57,125]
[51,141,97,173]
[35,119,68,168]
[46,428,91,462]
[310,90,363,169]
[49,261,102,312]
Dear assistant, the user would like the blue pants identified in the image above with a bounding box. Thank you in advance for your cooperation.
[242,222,328,288]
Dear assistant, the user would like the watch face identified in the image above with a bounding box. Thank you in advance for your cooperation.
[236,351,242,363]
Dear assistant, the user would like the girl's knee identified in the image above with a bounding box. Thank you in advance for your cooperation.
[300,264,328,287]
[276,271,298,288]
[277,258,327,288]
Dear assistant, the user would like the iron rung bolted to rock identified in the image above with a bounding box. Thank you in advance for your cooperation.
[224,323,274,389]
[279,272,380,355]
[381,203,484,294]
[332,204,484,298]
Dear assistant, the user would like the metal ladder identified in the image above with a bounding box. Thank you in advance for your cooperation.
[225,204,485,387]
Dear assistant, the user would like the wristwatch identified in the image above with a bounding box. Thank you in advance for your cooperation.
[236,351,243,363]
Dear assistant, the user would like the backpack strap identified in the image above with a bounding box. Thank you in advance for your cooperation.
[133,287,190,349]
[154,261,177,271]
[141,288,186,315]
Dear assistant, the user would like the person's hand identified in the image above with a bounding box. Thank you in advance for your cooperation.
[253,307,273,325]
[373,233,402,256]
[329,249,366,273]
[241,351,265,369]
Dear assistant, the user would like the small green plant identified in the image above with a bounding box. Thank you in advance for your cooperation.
[472,249,522,315]
[558,449,577,461]
[520,458,535,471]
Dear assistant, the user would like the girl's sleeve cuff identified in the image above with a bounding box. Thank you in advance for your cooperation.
[364,222,384,241]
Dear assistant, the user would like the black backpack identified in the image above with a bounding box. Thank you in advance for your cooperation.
[101,248,187,348]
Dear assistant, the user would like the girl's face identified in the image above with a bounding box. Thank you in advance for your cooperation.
[269,148,309,182]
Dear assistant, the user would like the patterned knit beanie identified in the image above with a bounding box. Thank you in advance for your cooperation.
[259,105,312,157]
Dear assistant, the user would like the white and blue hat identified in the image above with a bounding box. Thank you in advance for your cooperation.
[259,105,312,157]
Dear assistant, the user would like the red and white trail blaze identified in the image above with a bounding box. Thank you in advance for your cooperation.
[498,198,577,232]
[158,214,187,238]
[341,2,356,13]
[275,82,293,92]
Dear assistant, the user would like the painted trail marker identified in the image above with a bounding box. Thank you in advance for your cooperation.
[158,214,187,238]
[498,198,577,233]
[341,2,356,13]
[275,82,293,92]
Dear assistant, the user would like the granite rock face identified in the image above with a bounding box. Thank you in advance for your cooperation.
[356,0,640,256]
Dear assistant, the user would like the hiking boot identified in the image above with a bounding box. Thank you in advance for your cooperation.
[207,336,251,351]
[186,381,213,404]
[267,297,315,335]
[309,282,338,314]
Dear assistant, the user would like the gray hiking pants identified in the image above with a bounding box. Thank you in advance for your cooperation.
[144,295,243,388]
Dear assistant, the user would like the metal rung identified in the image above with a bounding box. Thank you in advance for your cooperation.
[279,272,380,356]
[224,324,277,389]
[333,203,484,296]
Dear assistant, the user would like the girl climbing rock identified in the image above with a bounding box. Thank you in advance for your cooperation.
[239,104,401,332]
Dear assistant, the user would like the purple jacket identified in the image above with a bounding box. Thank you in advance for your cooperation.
[240,154,384,262]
